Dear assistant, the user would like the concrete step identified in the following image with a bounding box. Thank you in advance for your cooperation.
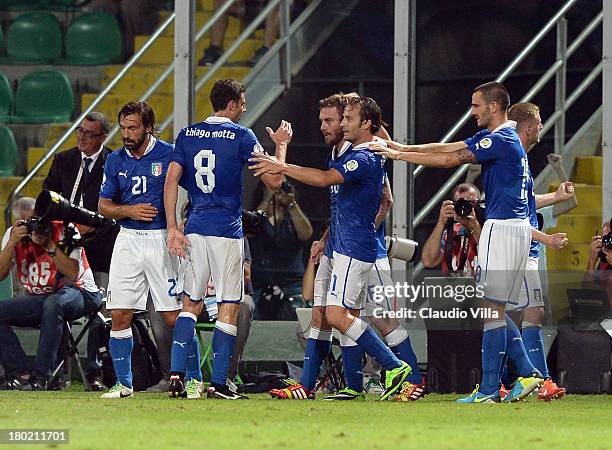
[26,147,59,175]
[546,242,591,271]
[547,213,603,244]
[573,155,602,185]
[133,35,261,66]
[158,11,263,39]
[101,65,250,96]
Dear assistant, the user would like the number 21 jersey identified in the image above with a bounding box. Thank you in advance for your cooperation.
[172,116,263,238]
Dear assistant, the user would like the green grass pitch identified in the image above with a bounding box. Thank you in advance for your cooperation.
[0,391,611,449]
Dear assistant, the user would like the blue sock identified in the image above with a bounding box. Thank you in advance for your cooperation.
[170,312,197,376]
[211,321,237,385]
[109,328,133,388]
[522,324,549,379]
[185,333,202,382]
[505,315,538,377]
[345,318,402,371]
[386,326,421,384]
[499,354,512,387]
[340,335,365,392]
[300,328,332,391]
[480,321,506,395]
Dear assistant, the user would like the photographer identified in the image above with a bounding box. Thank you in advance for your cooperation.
[249,180,313,319]
[421,183,481,277]
[583,219,612,306]
[0,197,101,390]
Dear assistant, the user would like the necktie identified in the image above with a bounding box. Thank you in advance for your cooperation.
[82,157,93,184]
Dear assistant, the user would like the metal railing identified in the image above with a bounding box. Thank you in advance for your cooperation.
[413,0,602,276]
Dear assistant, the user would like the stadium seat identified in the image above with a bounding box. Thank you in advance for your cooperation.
[0,275,13,300]
[0,72,14,118]
[13,70,74,123]
[65,13,123,65]
[5,12,62,63]
[0,0,49,10]
[0,124,18,176]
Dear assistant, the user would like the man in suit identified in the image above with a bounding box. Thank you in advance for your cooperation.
[43,112,118,391]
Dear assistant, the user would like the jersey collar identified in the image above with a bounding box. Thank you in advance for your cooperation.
[126,135,157,158]
[332,141,352,160]
[492,120,517,133]
[205,116,234,124]
[352,138,384,151]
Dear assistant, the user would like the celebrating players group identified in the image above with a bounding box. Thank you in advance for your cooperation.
[99,77,570,403]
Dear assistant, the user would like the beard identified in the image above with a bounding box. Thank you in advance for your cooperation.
[123,133,147,151]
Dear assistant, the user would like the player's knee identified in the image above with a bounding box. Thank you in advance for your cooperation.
[523,306,544,326]
[311,306,326,328]
[369,316,399,336]
[160,310,181,327]
[110,309,133,330]
[324,307,344,329]
[182,297,204,315]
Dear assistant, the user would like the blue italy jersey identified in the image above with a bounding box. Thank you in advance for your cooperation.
[329,142,385,263]
[324,142,352,259]
[171,116,262,238]
[527,169,540,257]
[100,137,172,230]
[465,122,529,220]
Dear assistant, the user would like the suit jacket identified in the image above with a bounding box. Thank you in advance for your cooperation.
[43,146,118,273]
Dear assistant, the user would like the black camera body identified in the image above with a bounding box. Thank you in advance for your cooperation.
[242,209,267,235]
[453,198,475,218]
[280,180,293,194]
[19,216,52,236]
[602,232,612,250]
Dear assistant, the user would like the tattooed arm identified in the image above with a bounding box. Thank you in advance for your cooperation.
[369,144,477,168]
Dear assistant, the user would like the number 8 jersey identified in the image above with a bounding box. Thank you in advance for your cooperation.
[172,116,263,238]
[100,136,173,230]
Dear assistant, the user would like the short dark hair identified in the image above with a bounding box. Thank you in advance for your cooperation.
[84,111,110,133]
[318,93,350,119]
[508,102,540,132]
[451,182,480,200]
[346,96,384,134]
[473,81,510,112]
[210,78,246,112]
[118,101,157,135]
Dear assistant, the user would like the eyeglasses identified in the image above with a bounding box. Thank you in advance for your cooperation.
[76,127,105,139]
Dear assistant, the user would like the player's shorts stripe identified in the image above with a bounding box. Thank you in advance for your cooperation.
[341,257,353,309]
[483,223,494,284]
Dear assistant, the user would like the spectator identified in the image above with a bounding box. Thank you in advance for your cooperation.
[249,180,313,319]
[200,0,280,67]
[43,111,117,391]
[85,0,165,56]
[582,218,612,307]
[421,183,481,277]
[0,198,101,390]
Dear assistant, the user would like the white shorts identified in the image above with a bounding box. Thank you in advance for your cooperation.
[362,257,395,317]
[181,234,243,303]
[476,218,531,307]
[507,256,544,311]
[313,255,333,308]
[107,228,182,312]
[327,251,373,310]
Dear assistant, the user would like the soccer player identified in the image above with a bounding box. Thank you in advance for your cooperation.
[505,102,573,401]
[370,82,568,403]
[98,101,182,399]
[164,78,292,400]
[265,93,423,401]
[250,96,412,401]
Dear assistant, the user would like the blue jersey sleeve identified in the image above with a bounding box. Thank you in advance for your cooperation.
[240,128,263,162]
[170,130,187,167]
[466,133,504,163]
[463,129,489,149]
[330,151,375,183]
[99,155,118,199]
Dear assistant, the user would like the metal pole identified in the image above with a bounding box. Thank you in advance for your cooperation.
[554,18,567,154]
[407,0,416,283]
[604,2,612,221]
[392,0,410,283]
[280,0,291,89]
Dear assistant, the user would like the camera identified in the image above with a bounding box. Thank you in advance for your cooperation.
[385,235,419,263]
[242,209,267,235]
[19,216,52,236]
[602,232,612,251]
[280,180,293,194]
[453,198,476,218]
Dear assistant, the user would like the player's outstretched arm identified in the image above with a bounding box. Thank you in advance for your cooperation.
[384,140,467,154]
[531,228,568,250]
[249,154,344,188]
[370,143,476,168]
[164,162,189,258]
[535,181,575,209]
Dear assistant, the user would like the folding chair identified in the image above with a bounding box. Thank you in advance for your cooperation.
[194,322,243,384]
[295,308,345,393]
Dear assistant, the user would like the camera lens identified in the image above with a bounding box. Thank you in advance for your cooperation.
[453,198,473,218]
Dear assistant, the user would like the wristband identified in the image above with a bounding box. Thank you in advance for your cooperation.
[46,247,57,257]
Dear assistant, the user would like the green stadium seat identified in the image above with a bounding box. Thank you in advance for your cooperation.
[5,12,62,63]
[65,13,123,65]
[0,72,14,119]
[0,25,5,56]
[0,124,18,176]
[0,275,13,300]
[0,0,49,10]
[13,70,74,123]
